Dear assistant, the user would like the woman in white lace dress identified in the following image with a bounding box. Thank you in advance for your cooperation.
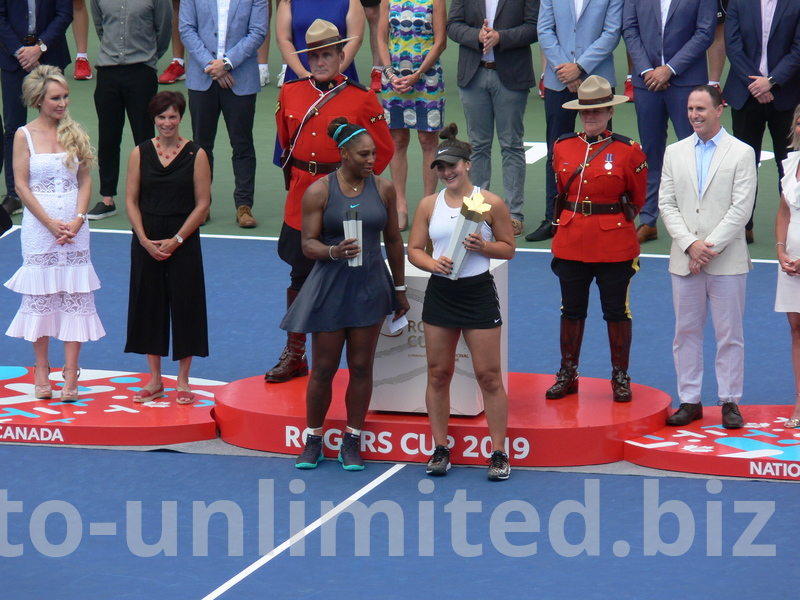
[4,66,104,401]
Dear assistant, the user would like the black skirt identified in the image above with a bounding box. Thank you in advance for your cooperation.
[422,271,502,329]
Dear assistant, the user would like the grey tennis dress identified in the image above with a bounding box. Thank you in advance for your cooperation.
[280,173,400,332]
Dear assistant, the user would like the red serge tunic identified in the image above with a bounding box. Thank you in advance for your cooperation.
[275,75,394,230]
[551,131,648,263]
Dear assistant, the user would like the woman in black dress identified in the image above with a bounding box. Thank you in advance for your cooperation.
[283,117,409,471]
[124,91,211,404]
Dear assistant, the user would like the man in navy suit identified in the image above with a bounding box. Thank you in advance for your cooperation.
[0,0,72,215]
[622,0,716,243]
[724,0,800,243]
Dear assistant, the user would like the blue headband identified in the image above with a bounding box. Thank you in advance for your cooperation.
[336,127,367,148]
[333,123,348,141]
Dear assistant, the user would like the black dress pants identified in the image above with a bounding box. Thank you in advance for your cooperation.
[731,96,794,230]
[94,63,158,197]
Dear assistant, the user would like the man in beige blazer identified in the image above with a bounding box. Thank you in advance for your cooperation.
[658,84,756,429]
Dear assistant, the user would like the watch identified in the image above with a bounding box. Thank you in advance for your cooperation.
[36,40,47,53]
[768,75,778,87]
[76,213,87,223]
[222,57,233,71]
[175,234,184,244]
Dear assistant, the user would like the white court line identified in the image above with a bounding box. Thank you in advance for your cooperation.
[201,463,406,600]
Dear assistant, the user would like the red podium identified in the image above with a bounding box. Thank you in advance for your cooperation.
[213,370,672,466]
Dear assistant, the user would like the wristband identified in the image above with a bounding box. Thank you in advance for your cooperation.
[394,285,407,292]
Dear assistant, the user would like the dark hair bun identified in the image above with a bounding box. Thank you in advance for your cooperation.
[439,122,459,141]
[327,117,350,138]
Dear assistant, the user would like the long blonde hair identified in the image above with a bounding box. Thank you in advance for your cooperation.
[790,104,800,152]
[21,65,95,169]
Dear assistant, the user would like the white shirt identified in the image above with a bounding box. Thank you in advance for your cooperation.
[574,0,585,17]
[217,0,231,59]
[660,0,672,65]
[760,0,778,77]
[483,0,499,62]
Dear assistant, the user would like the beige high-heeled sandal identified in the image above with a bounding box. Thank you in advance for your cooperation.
[34,363,51,399]
[61,366,81,402]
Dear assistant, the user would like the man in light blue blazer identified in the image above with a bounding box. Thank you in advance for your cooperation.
[179,0,267,228]
[623,0,716,243]
[526,0,623,242]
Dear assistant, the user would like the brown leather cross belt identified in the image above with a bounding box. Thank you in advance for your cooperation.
[564,200,623,216]
[290,158,340,176]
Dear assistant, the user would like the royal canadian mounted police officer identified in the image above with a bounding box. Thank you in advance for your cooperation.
[268,19,394,384]
[546,75,648,403]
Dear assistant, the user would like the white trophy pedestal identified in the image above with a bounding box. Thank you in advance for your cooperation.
[370,258,509,416]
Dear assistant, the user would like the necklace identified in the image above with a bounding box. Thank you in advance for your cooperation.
[337,168,362,192]
[155,136,183,160]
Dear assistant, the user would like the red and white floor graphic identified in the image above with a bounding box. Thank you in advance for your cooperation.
[0,366,219,445]
[625,405,800,481]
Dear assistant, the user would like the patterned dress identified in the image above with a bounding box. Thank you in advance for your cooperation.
[5,127,104,343]
[382,0,445,132]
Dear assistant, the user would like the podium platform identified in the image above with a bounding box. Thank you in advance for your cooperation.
[213,370,672,466]
[0,366,219,446]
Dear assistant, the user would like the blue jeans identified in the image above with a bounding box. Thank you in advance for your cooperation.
[189,84,257,208]
[458,67,529,221]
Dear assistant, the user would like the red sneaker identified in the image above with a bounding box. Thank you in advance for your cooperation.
[711,83,728,107]
[538,77,545,100]
[74,57,92,80]
[158,60,186,84]
[370,67,382,93]
[624,78,634,101]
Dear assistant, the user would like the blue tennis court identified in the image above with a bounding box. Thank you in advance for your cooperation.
[1,229,799,599]
[1,443,797,600]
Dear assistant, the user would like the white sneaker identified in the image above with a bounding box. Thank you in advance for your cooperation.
[259,64,270,86]
[277,64,287,88]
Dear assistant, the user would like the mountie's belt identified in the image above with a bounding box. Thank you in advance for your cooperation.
[564,199,623,216]
[290,157,340,176]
